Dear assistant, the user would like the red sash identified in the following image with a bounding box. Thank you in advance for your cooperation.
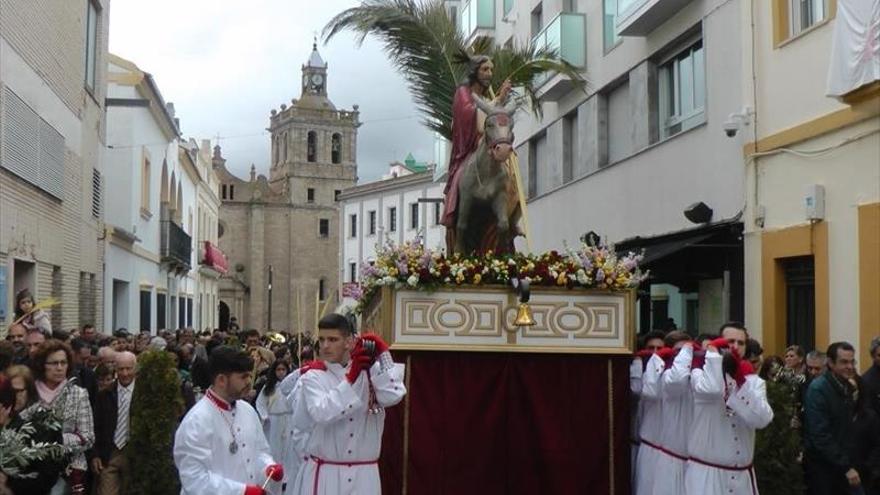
[309,455,378,495]
[640,438,688,462]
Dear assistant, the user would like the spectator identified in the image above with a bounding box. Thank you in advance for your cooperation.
[862,337,880,418]
[806,351,828,380]
[0,342,14,376]
[759,355,784,381]
[13,289,52,336]
[804,341,859,495]
[6,322,26,344]
[640,330,666,354]
[90,351,137,495]
[5,365,37,415]
[32,339,94,494]
[746,337,764,370]
[24,329,46,360]
[850,374,880,495]
[95,363,115,393]
[70,338,98,406]
[785,345,807,374]
[97,346,117,369]
[80,324,98,344]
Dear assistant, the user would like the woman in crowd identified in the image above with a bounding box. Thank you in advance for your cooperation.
[32,339,94,495]
[0,370,66,494]
[13,289,52,336]
[784,345,807,375]
[255,359,296,490]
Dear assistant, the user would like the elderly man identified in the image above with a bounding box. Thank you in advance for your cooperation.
[91,351,137,495]
[6,323,26,344]
[24,328,46,359]
[806,351,828,380]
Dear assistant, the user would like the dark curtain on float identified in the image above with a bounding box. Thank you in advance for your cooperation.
[380,352,632,495]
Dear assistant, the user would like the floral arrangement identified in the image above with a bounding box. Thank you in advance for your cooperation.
[352,238,648,313]
[0,406,66,479]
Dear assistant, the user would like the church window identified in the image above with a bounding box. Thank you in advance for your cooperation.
[349,263,357,283]
[307,131,317,162]
[319,278,326,301]
[350,214,357,238]
[229,185,235,200]
[282,132,288,162]
[409,203,419,230]
[368,211,376,235]
[319,219,329,237]
[221,184,227,200]
[334,190,341,201]
[307,188,315,203]
[434,203,442,225]
[388,207,397,233]
[331,133,342,164]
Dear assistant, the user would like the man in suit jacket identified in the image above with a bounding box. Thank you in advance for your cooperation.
[90,351,136,495]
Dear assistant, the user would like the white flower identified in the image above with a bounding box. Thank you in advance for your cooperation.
[407,274,419,287]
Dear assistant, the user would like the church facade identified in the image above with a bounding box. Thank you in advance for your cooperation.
[215,44,359,332]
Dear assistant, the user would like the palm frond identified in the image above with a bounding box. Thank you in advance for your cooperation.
[323,0,587,140]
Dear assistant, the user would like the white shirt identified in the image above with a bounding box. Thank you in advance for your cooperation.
[652,347,693,495]
[174,389,278,495]
[291,352,406,495]
[256,377,298,485]
[114,380,134,449]
[686,350,773,495]
[634,353,664,495]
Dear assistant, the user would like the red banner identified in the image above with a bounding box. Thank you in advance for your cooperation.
[202,241,228,274]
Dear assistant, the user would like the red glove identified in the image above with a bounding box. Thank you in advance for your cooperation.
[634,349,654,360]
[708,337,730,351]
[346,344,373,384]
[734,359,754,388]
[265,463,284,481]
[244,485,266,495]
[361,332,390,354]
[300,360,326,374]
[657,347,676,361]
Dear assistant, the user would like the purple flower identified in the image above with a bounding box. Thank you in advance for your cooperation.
[595,269,605,282]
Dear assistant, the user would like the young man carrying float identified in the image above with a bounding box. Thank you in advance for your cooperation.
[290,313,406,495]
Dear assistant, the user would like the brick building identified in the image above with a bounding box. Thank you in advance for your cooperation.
[216,43,359,332]
[0,0,110,331]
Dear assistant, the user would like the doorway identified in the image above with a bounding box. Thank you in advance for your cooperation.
[218,301,230,331]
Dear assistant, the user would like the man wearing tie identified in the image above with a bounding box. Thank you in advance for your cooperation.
[90,351,137,495]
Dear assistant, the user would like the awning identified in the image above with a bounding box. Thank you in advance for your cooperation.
[626,232,714,266]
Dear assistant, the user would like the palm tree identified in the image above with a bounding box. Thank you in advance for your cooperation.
[323,0,585,141]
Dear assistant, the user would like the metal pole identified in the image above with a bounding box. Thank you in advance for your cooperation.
[267,265,273,331]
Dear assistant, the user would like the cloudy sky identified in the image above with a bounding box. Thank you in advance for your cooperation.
[109,0,436,182]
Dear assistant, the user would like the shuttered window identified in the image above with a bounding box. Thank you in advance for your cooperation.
[92,168,102,218]
[1,87,65,198]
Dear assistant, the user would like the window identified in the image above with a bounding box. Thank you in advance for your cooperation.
[433,203,441,226]
[331,133,342,164]
[139,290,151,332]
[334,190,341,201]
[606,81,632,165]
[349,214,357,237]
[562,112,577,183]
[409,203,419,230]
[789,0,829,37]
[658,39,705,140]
[504,0,514,17]
[319,218,329,237]
[156,292,166,330]
[531,4,543,38]
[307,188,315,203]
[85,0,99,91]
[349,263,357,284]
[1,87,65,198]
[784,256,816,350]
[527,133,547,198]
[187,298,193,326]
[229,185,234,200]
[319,279,326,301]
[603,0,620,51]
[177,296,185,329]
[307,131,317,162]
[91,168,102,218]
[221,184,227,200]
[141,155,151,211]
[368,210,376,235]
[388,207,397,233]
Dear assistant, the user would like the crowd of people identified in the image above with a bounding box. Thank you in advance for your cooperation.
[0,288,405,495]
[631,323,880,495]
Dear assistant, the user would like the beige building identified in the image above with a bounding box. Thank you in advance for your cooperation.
[0,0,110,330]
[741,0,879,368]
[217,43,359,332]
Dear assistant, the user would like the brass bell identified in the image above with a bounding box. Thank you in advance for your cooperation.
[514,302,536,327]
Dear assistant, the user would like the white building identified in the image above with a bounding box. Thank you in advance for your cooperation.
[191,139,225,332]
[103,55,215,334]
[448,0,749,334]
[337,157,444,310]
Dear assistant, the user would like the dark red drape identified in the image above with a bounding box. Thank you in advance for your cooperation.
[380,352,632,495]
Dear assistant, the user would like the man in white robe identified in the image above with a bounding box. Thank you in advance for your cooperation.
[634,347,671,495]
[686,325,773,495]
[652,333,695,495]
[291,314,406,495]
[174,346,285,495]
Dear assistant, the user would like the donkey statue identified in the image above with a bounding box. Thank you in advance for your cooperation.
[454,96,521,255]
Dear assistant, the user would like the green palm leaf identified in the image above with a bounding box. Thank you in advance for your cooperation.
[323,0,586,141]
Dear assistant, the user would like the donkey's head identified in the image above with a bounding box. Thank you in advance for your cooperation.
[474,96,518,163]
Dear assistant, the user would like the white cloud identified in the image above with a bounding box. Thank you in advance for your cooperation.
[109,0,436,182]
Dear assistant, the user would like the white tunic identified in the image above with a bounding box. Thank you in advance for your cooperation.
[652,346,694,495]
[292,352,406,495]
[174,391,278,495]
[634,353,664,495]
[256,385,298,487]
[686,350,773,495]
[629,357,644,485]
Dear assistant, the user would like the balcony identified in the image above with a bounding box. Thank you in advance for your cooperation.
[616,0,694,37]
[199,241,228,277]
[161,219,192,273]
[532,13,586,101]
[459,0,495,44]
